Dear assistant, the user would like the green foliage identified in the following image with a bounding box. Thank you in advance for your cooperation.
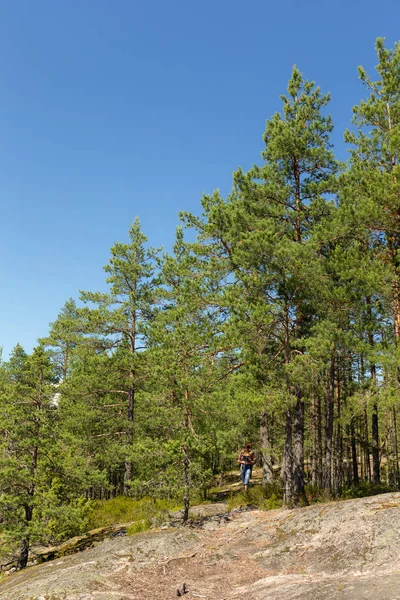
[0,346,93,565]
[341,482,393,500]
[87,496,181,529]
[227,483,283,511]
[126,519,152,535]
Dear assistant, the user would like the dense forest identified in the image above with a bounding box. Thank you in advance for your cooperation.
[2,38,400,569]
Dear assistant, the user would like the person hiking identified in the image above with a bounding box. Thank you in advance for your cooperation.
[238,443,256,492]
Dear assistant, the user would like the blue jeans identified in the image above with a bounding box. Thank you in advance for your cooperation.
[241,464,252,485]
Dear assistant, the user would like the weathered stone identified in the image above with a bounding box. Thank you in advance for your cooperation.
[2,493,400,599]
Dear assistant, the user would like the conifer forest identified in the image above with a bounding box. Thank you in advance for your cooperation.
[2,38,400,569]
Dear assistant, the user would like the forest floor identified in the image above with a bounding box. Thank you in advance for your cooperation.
[2,490,400,599]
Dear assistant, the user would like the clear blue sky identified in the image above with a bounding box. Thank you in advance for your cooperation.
[1,0,399,359]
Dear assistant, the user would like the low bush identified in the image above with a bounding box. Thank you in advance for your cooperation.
[87,496,181,530]
[341,481,393,499]
[227,482,283,511]
[126,519,152,535]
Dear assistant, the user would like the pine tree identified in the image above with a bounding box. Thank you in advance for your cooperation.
[78,218,160,493]
[145,229,236,520]
[182,66,338,506]
[40,299,83,380]
[0,346,58,568]
[343,38,400,484]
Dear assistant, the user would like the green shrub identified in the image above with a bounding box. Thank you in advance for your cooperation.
[227,483,283,511]
[341,481,392,499]
[87,496,181,529]
[260,493,282,510]
[126,519,152,535]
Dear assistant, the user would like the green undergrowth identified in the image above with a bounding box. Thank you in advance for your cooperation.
[126,519,152,535]
[86,480,395,535]
[305,481,395,504]
[341,481,394,499]
[227,482,283,511]
[86,496,182,530]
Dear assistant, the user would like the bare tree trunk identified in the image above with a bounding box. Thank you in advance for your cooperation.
[182,396,191,523]
[283,300,294,507]
[17,505,33,570]
[372,402,380,484]
[335,378,343,497]
[350,417,359,485]
[183,448,190,523]
[367,311,380,485]
[394,408,400,489]
[317,393,323,488]
[364,406,371,482]
[293,393,308,506]
[283,406,294,507]
[310,393,318,487]
[345,425,352,487]
[260,410,274,484]
[124,379,135,494]
[325,358,335,494]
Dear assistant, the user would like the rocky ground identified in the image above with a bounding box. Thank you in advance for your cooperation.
[2,493,400,599]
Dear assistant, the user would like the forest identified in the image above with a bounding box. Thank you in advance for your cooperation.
[2,38,400,570]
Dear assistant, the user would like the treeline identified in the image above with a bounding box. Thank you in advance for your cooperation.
[2,38,400,568]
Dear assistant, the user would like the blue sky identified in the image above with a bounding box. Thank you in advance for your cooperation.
[1,0,399,359]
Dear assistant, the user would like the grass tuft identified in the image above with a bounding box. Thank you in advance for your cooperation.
[87,496,181,530]
[227,483,283,511]
[126,519,152,535]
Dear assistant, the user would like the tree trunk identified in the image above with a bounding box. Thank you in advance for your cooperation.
[317,393,323,488]
[124,379,135,494]
[124,312,137,495]
[372,403,380,484]
[345,425,352,487]
[335,374,343,496]
[183,447,190,523]
[283,406,294,507]
[17,505,33,570]
[368,314,380,485]
[182,396,191,523]
[310,393,319,487]
[350,417,359,485]
[325,358,335,494]
[393,407,400,489]
[260,410,274,484]
[293,393,308,506]
[364,406,371,482]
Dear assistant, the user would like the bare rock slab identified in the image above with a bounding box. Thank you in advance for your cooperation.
[2,493,400,599]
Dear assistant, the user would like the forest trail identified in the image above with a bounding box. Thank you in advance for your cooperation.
[2,491,400,599]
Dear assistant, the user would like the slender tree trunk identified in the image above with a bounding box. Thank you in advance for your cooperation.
[392,268,400,338]
[325,358,335,494]
[372,402,380,484]
[394,408,400,489]
[124,315,137,494]
[350,417,359,485]
[283,406,294,507]
[283,300,294,507]
[367,305,380,485]
[317,393,323,488]
[260,409,274,484]
[310,393,318,487]
[293,393,308,506]
[364,405,371,482]
[345,425,352,487]
[124,379,135,494]
[335,374,343,496]
[183,400,190,523]
[183,448,190,523]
